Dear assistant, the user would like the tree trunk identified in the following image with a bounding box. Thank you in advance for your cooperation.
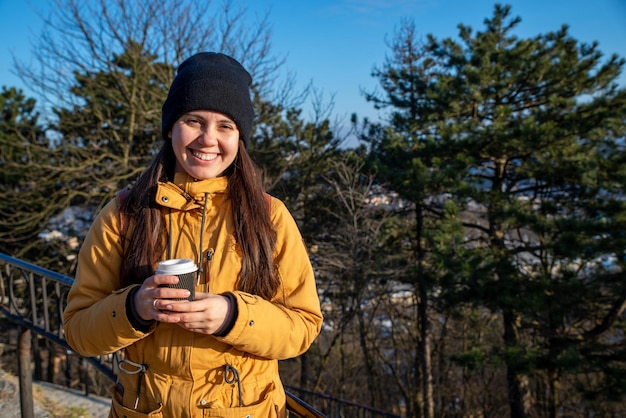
[503,310,530,418]
[419,290,434,418]
[416,206,434,418]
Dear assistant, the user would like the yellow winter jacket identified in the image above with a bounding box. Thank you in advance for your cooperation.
[63,173,323,417]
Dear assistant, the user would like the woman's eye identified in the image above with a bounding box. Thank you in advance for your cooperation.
[185,118,201,126]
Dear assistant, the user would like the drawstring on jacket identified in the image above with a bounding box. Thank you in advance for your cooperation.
[224,363,243,407]
[197,192,209,285]
[165,190,209,288]
[167,208,173,260]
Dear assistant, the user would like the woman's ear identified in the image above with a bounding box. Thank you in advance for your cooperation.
[168,130,172,139]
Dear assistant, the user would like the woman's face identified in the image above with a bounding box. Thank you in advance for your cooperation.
[169,110,240,180]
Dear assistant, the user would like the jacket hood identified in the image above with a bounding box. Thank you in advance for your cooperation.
[156,172,229,210]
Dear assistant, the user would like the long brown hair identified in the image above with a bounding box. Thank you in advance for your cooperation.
[119,140,279,300]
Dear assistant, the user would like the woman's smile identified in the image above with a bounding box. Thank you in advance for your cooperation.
[191,149,218,162]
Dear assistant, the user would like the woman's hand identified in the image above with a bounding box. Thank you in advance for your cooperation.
[133,274,191,322]
[158,292,229,334]
[133,276,228,333]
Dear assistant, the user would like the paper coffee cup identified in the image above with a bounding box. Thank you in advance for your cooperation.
[155,258,198,301]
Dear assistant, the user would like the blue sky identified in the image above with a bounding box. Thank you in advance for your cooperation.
[1,0,625,123]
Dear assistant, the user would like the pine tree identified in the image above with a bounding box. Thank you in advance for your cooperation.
[0,87,46,256]
[53,44,171,207]
[365,4,626,416]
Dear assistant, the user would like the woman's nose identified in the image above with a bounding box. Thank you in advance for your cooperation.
[197,127,218,145]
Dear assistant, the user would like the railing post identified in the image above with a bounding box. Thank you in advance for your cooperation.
[18,325,35,418]
[82,357,90,396]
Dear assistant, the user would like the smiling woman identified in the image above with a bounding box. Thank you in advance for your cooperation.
[161,53,255,180]
[62,52,323,417]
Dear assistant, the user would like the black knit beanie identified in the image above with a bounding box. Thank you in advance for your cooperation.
[161,52,254,146]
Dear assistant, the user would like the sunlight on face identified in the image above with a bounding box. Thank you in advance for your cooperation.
[169,110,240,180]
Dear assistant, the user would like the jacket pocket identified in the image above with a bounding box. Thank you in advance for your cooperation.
[199,380,280,417]
[112,370,172,416]
[110,384,164,418]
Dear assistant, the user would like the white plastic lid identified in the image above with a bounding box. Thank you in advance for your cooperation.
[155,258,198,275]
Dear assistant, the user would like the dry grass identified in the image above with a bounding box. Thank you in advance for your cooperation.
[33,385,90,418]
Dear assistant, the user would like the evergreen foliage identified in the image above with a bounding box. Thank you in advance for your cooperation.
[362,4,626,416]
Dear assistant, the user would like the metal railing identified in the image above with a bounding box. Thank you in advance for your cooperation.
[0,253,401,418]
[0,253,118,369]
[286,386,403,418]
[0,253,119,417]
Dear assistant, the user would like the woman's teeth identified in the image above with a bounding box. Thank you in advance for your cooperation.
[192,150,216,161]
